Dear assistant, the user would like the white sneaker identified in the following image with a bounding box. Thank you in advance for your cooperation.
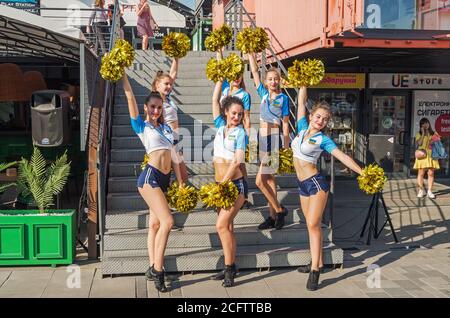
[417,189,425,198]
[427,190,436,199]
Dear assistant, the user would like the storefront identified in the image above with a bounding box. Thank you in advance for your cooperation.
[368,73,450,177]
[307,73,365,178]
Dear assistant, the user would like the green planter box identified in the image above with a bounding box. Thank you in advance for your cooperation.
[0,210,76,266]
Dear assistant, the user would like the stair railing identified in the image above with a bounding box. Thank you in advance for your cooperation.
[224,0,299,136]
[97,0,121,259]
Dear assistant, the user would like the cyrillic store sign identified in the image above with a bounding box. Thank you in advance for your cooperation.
[370,74,450,89]
[413,91,450,138]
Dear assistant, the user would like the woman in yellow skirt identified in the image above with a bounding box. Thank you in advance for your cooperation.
[414,118,440,199]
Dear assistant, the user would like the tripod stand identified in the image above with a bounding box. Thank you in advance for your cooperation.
[360,191,398,245]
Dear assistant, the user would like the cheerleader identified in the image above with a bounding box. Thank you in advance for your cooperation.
[248,53,289,230]
[209,79,248,287]
[292,86,362,291]
[122,73,184,293]
[151,57,188,182]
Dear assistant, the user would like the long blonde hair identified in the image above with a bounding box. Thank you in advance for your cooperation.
[264,67,281,91]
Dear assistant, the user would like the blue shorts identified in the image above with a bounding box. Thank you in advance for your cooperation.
[297,173,329,197]
[233,177,248,199]
[137,164,171,192]
[258,132,281,154]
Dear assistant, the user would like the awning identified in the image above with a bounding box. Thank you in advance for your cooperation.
[0,4,84,62]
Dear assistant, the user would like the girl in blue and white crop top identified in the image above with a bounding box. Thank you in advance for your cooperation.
[247,52,290,231]
[291,86,362,290]
[221,79,252,135]
[210,79,248,288]
[122,73,183,294]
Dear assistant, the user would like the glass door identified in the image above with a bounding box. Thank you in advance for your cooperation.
[371,94,411,175]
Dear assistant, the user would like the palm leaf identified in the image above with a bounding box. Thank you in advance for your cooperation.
[30,147,46,181]
[0,161,17,173]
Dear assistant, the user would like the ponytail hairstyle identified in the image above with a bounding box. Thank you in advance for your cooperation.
[151,70,172,95]
[144,91,165,125]
[221,96,244,125]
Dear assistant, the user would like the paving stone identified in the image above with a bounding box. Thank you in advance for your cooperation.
[407,289,438,298]
[41,268,95,298]
[366,292,392,298]
[392,280,423,291]
[89,270,135,298]
[419,277,450,290]
[225,271,274,298]
[0,271,11,288]
[0,270,53,298]
[135,276,148,298]
[179,273,229,298]
[383,288,413,298]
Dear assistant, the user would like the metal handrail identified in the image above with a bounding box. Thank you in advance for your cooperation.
[96,0,121,259]
[225,0,299,135]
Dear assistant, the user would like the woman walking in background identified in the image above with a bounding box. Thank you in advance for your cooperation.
[414,118,440,199]
[137,0,158,50]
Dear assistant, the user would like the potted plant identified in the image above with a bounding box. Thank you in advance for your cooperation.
[0,147,75,266]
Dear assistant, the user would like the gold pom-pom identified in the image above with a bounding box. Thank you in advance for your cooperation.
[206,54,244,83]
[100,39,135,82]
[236,27,269,53]
[140,154,149,170]
[278,148,295,174]
[205,24,232,52]
[245,141,258,163]
[166,181,179,208]
[100,52,124,82]
[222,53,244,82]
[252,27,269,53]
[206,58,226,82]
[199,181,239,210]
[175,185,199,213]
[110,39,135,68]
[165,182,199,213]
[162,32,191,58]
[357,164,387,195]
[287,58,325,87]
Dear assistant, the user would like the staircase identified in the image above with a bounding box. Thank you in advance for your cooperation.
[101,50,343,276]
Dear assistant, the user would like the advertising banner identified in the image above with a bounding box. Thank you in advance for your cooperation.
[370,74,450,89]
[0,0,40,14]
[413,91,450,138]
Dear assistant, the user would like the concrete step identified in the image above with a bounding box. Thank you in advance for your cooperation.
[108,175,297,192]
[111,136,215,150]
[103,223,332,251]
[111,123,262,137]
[101,243,343,275]
[110,148,219,162]
[105,206,306,229]
[112,113,261,125]
[108,162,262,177]
[113,102,261,115]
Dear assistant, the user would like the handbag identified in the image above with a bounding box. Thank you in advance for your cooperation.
[431,140,448,160]
[415,149,427,160]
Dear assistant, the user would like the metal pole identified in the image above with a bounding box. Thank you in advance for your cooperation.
[329,156,335,229]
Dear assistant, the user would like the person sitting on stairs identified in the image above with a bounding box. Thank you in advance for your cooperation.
[209,80,248,287]
[122,72,185,293]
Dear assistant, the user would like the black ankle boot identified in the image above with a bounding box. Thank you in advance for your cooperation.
[222,264,237,287]
[153,268,168,292]
[211,269,226,281]
[297,263,324,274]
[306,270,320,291]
[145,265,157,281]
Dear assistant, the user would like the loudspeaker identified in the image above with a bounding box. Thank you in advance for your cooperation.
[31,90,71,147]
[367,134,394,172]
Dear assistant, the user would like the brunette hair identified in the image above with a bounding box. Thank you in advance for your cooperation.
[145,91,164,124]
[419,118,434,136]
[221,96,244,125]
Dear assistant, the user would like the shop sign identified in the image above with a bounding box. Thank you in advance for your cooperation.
[0,0,40,14]
[370,74,450,89]
[413,91,450,138]
[311,73,365,89]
